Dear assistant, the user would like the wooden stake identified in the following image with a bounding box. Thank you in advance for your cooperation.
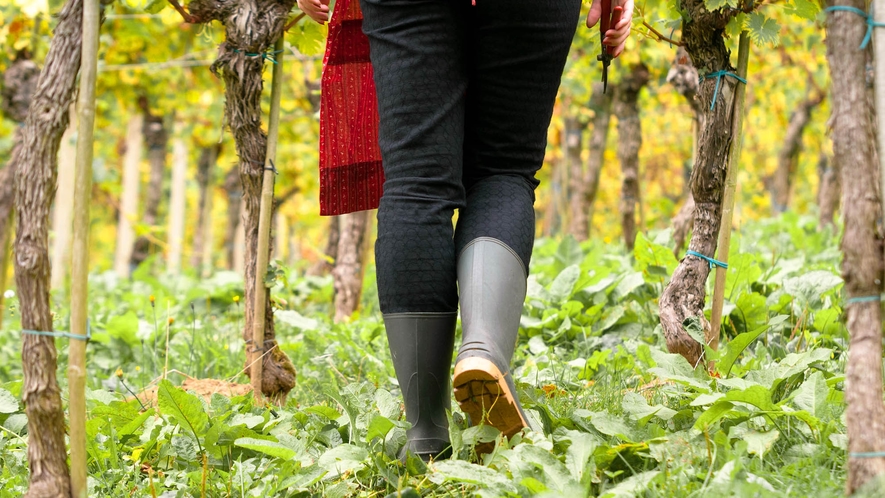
[167,132,188,275]
[69,1,99,496]
[51,108,77,291]
[709,32,751,361]
[875,0,885,233]
[114,114,143,278]
[250,38,285,402]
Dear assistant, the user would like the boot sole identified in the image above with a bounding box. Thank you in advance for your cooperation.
[453,357,528,443]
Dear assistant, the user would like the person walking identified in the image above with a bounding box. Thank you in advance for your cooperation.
[303,0,634,461]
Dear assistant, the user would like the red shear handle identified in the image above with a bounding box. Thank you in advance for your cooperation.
[605,4,623,57]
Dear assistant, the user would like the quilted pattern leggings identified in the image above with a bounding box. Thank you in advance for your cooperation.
[361,0,581,314]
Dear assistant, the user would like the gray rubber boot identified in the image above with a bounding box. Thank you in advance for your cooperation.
[453,237,529,441]
[383,312,457,461]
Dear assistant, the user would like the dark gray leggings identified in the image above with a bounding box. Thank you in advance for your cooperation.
[361,0,581,313]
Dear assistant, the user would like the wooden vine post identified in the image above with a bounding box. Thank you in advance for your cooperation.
[658,0,756,369]
[828,0,885,492]
[69,0,99,496]
[708,32,751,365]
[182,0,297,401]
[251,37,285,403]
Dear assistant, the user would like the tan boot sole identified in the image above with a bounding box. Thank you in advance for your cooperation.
[453,357,528,442]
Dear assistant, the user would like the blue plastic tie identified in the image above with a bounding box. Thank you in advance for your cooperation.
[22,319,91,341]
[851,451,885,458]
[699,71,747,111]
[233,49,283,65]
[824,6,885,50]
[686,250,728,270]
[846,295,882,305]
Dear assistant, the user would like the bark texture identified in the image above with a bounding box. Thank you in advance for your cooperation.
[614,63,649,251]
[12,0,84,495]
[188,0,297,398]
[1,55,40,304]
[667,47,701,255]
[565,112,588,240]
[659,1,740,367]
[191,144,221,269]
[817,153,840,228]
[130,99,168,268]
[770,86,824,213]
[825,0,885,492]
[569,82,613,240]
[332,210,370,322]
[308,215,340,276]
[223,165,242,270]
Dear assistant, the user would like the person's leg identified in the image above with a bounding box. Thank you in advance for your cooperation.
[453,0,582,439]
[360,0,468,460]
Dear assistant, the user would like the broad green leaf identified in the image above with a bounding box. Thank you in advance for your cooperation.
[601,470,661,498]
[649,348,711,392]
[0,388,18,414]
[548,265,581,302]
[157,380,210,439]
[510,443,577,493]
[171,434,198,460]
[705,0,737,10]
[289,21,328,57]
[719,315,788,377]
[275,310,319,331]
[746,13,780,46]
[144,0,167,13]
[634,232,678,279]
[587,411,635,441]
[366,415,395,443]
[235,437,299,460]
[318,444,369,479]
[304,405,343,421]
[785,0,819,20]
[730,292,768,335]
[622,392,677,424]
[783,270,841,304]
[612,272,645,300]
[375,389,401,420]
[743,429,780,458]
[429,460,518,494]
[791,371,828,418]
[694,401,736,429]
[564,430,598,482]
[106,311,139,345]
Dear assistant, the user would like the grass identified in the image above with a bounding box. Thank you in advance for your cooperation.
[0,212,851,497]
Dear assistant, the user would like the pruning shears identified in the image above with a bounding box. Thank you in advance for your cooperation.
[597,0,623,94]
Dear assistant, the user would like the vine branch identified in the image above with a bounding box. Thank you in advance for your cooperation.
[642,21,684,46]
[167,0,200,23]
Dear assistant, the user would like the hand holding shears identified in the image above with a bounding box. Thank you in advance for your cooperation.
[586,0,635,93]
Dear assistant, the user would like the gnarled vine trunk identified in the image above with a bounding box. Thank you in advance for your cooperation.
[332,210,370,322]
[825,0,885,492]
[188,0,297,399]
[1,54,40,322]
[192,144,221,271]
[223,165,242,270]
[667,47,701,255]
[770,86,824,214]
[12,0,85,495]
[130,100,168,269]
[659,1,742,367]
[565,112,588,240]
[581,83,613,239]
[614,63,649,251]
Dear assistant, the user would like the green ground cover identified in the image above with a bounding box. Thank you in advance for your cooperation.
[0,213,865,496]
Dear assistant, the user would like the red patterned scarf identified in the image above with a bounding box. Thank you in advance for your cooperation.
[319,0,383,216]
